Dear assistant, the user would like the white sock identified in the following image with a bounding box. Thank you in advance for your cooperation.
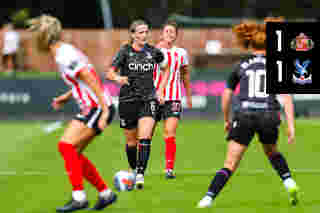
[204,195,212,200]
[99,189,112,199]
[283,178,297,191]
[72,190,87,202]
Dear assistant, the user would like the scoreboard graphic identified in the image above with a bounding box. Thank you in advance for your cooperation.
[266,22,319,94]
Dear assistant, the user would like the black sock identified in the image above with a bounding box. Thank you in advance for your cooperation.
[207,168,232,199]
[137,139,151,175]
[268,152,291,181]
[126,144,137,170]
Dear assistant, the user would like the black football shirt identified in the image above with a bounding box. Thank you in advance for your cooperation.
[227,54,281,112]
[111,44,165,102]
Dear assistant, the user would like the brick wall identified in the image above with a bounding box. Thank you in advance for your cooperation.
[13,28,234,72]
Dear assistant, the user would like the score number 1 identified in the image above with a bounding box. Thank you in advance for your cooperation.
[276,30,283,82]
[276,30,282,52]
[276,60,283,82]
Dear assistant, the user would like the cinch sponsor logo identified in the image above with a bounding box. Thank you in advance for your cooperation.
[128,63,155,72]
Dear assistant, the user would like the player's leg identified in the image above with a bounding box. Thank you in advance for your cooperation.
[71,133,116,211]
[135,116,156,189]
[57,107,117,212]
[258,111,299,205]
[77,106,117,210]
[119,101,139,173]
[135,99,159,189]
[263,144,299,205]
[163,117,179,179]
[198,141,248,208]
[198,113,254,208]
[124,128,138,171]
[57,119,94,212]
[162,101,182,179]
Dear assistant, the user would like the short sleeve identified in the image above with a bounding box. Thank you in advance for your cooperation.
[181,49,189,66]
[56,49,87,78]
[226,64,241,91]
[159,49,167,68]
[154,48,165,65]
[111,45,128,69]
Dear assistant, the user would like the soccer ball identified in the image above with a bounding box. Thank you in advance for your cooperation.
[113,170,135,192]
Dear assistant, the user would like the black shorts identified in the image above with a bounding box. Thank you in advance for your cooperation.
[118,99,159,129]
[74,104,116,135]
[226,111,281,146]
[158,100,182,120]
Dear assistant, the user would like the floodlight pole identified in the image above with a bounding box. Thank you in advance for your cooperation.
[99,0,113,29]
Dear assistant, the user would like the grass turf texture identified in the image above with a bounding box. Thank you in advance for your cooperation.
[1,119,318,212]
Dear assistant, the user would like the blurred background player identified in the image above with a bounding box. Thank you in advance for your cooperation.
[154,20,192,179]
[106,19,170,190]
[197,19,299,208]
[27,15,117,212]
[1,23,20,73]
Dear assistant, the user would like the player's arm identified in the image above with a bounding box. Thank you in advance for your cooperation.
[52,90,73,110]
[280,94,295,144]
[106,67,128,85]
[181,65,192,108]
[106,47,129,85]
[158,64,170,95]
[222,88,233,123]
[79,68,109,113]
[156,49,169,104]
[79,67,109,128]
[223,69,240,120]
[222,68,240,130]
[56,90,73,102]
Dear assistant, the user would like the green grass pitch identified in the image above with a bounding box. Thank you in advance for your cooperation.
[1,119,319,212]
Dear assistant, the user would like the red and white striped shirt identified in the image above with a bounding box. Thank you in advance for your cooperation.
[154,46,189,101]
[55,43,112,110]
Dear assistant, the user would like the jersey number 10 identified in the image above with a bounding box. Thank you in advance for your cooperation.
[246,69,269,98]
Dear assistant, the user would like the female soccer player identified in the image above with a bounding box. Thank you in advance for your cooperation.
[197,20,299,208]
[106,19,170,189]
[28,15,117,212]
[154,20,192,179]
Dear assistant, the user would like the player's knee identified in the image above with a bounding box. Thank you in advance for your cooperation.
[138,130,153,140]
[163,131,176,139]
[263,145,278,157]
[223,160,238,172]
[126,138,138,146]
[124,132,138,146]
[163,127,176,138]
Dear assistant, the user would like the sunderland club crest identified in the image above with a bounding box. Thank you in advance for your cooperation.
[290,33,314,51]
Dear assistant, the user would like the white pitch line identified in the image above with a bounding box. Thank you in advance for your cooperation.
[0,169,320,176]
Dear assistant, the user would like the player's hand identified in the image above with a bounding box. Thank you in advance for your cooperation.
[186,96,192,109]
[224,120,231,132]
[156,90,165,104]
[98,111,109,130]
[287,126,295,144]
[115,76,129,86]
[52,96,67,110]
